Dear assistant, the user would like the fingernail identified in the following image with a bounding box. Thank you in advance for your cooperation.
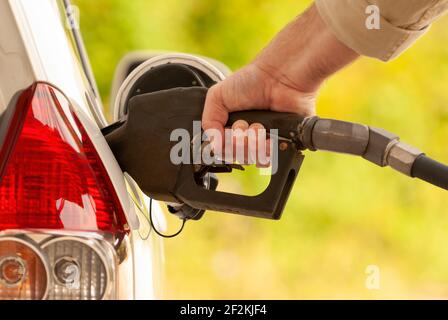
[232,120,249,130]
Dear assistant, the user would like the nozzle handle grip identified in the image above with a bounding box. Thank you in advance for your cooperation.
[176,109,306,220]
[227,111,304,143]
[176,137,304,219]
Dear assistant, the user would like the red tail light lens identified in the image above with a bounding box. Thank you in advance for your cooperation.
[0,83,127,233]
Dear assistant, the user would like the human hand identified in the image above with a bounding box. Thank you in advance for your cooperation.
[202,3,359,165]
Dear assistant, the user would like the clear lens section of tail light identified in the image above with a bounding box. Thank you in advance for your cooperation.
[42,236,115,300]
[0,233,120,300]
[0,237,50,300]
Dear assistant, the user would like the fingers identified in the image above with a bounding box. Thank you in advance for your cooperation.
[232,120,250,130]
[227,121,270,167]
[248,123,271,168]
[231,120,249,164]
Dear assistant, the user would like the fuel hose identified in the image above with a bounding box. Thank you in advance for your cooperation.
[299,116,448,191]
[411,155,448,190]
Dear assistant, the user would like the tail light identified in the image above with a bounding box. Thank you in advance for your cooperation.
[42,236,116,300]
[0,237,49,300]
[0,83,128,299]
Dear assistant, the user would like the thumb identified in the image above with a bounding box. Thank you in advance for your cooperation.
[202,84,228,136]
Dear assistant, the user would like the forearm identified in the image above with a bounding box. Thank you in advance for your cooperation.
[202,3,360,133]
[253,3,359,93]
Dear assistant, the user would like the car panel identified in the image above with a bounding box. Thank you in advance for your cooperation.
[0,0,165,300]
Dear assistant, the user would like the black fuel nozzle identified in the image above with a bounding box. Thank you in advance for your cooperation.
[104,87,307,220]
[167,173,219,221]
[104,86,447,225]
[104,60,447,226]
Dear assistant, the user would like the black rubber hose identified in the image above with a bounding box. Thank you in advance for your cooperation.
[411,155,448,191]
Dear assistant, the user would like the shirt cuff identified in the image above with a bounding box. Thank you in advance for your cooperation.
[315,0,429,61]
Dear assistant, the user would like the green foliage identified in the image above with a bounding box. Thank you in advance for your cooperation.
[74,0,448,298]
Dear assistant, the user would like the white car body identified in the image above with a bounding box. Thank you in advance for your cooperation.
[0,0,165,299]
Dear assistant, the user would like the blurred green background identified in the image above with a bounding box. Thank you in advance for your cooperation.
[73,0,448,299]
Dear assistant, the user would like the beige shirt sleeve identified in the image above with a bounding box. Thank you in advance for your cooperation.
[315,0,448,61]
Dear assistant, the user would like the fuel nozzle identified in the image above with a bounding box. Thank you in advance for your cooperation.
[105,81,447,225]
[299,116,448,190]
